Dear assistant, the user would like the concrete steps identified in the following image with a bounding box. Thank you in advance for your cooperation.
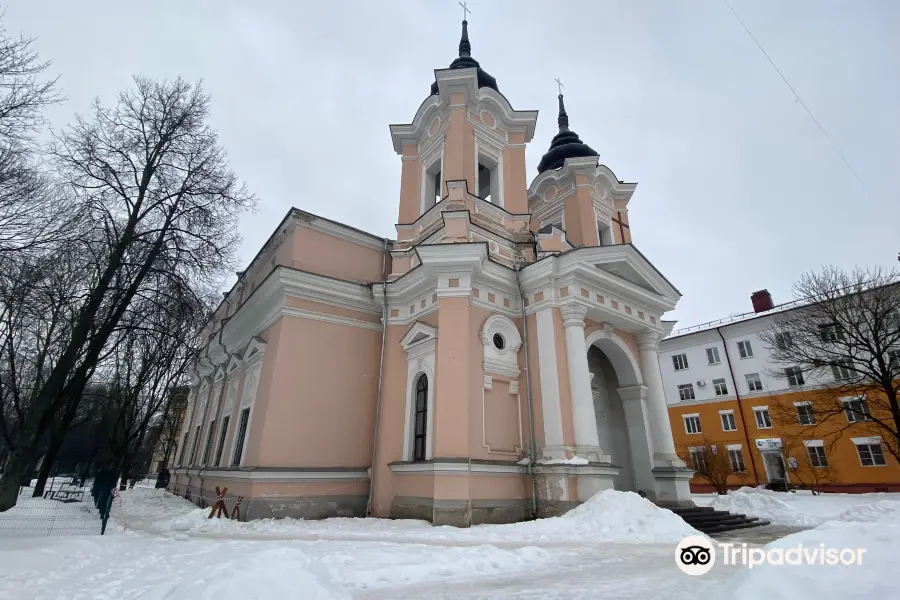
[669,505,770,534]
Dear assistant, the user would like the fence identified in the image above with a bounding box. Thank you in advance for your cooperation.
[0,470,119,538]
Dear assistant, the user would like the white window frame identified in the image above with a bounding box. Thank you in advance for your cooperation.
[745,372,763,392]
[804,440,827,468]
[793,401,816,425]
[712,378,729,396]
[775,331,793,349]
[230,349,264,468]
[852,437,886,467]
[737,340,753,359]
[841,397,870,423]
[706,347,721,365]
[683,414,701,435]
[785,366,805,387]
[753,406,772,429]
[474,135,504,208]
[401,324,438,462]
[719,409,737,432]
[831,359,854,381]
[678,383,696,401]
[688,446,707,471]
[727,447,746,472]
[672,353,689,371]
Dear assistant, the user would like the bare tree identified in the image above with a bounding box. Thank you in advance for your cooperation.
[677,440,749,495]
[780,437,835,495]
[759,266,900,466]
[0,77,253,510]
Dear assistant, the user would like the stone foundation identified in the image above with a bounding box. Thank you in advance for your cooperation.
[391,496,530,526]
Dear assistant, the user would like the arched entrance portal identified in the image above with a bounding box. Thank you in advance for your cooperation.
[584,332,655,496]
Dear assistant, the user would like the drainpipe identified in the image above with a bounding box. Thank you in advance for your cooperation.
[516,259,539,519]
[366,238,390,516]
[716,326,759,486]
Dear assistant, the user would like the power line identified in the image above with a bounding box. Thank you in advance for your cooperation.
[721,0,900,240]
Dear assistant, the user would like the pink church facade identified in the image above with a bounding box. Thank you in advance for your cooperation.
[169,21,693,526]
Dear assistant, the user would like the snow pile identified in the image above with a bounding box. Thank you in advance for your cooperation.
[709,488,819,527]
[476,489,699,544]
[732,519,900,600]
[835,498,900,523]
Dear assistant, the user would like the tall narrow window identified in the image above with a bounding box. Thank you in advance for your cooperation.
[737,340,753,358]
[706,347,721,365]
[189,425,202,465]
[202,419,216,465]
[478,163,492,202]
[232,408,250,466]
[413,375,428,461]
[178,431,189,465]
[214,416,230,467]
[433,170,442,203]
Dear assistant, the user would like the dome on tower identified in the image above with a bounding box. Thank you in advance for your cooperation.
[536,94,598,173]
[430,20,499,96]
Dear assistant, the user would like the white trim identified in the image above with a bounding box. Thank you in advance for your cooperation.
[390,461,525,476]
[402,351,436,462]
[231,360,262,467]
[682,412,700,418]
[718,409,734,415]
[725,443,743,451]
[195,468,370,482]
[752,406,769,411]
[792,400,812,407]
[282,307,382,332]
[584,328,644,386]
[803,440,824,447]
[535,307,565,457]
[851,436,882,445]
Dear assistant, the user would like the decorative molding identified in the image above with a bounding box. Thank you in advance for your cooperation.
[282,306,382,332]
[184,467,370,482]
[389,460,525,476]
[559,303,588,328]
[481,314,522,378]
[400,322,438,350]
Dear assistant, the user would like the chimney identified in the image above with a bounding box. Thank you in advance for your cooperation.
[751,289,774,313]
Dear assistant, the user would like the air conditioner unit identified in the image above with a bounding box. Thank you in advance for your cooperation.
[696,380,706,387]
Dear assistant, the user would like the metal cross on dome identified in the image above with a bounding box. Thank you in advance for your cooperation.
[459,1,471,20]
[555,77,564,96]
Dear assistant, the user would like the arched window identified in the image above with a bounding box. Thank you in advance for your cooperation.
[413,374,428,461]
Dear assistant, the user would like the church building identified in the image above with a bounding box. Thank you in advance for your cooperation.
[169,19,694,526]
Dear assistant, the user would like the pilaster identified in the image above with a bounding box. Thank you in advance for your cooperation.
[559,303,606,461]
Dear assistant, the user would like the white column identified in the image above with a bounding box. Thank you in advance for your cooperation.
[535,307,566,460]
[560,303,604,458]
[635,331,682,466]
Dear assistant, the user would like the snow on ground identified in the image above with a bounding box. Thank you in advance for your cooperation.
[0,490,98,537]
[695,487,900,527]
[1,486,897,599]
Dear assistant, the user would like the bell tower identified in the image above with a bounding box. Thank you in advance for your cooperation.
[528,93,636,248]
[390,19,537,229]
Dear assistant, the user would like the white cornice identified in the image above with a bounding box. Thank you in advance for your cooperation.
[528,159,637,204]
[182,468,369,482]
[390,461,524,476]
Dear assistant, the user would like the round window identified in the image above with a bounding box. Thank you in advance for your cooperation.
[492,333,506,351]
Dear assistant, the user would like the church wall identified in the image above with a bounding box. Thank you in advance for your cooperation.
[239,320,284,467]
[588,347,635,491]
[442,93,477,195]
[397,142,422,224]
[253,314,381,468]
[284,296,383,324]
[370,310,441,517]
[524,312,545,452]
[289,226,385,284]
[434,296,472,457]
[501,131,527,214]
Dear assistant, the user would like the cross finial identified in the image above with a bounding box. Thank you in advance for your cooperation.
[555,77,564,96]
[459,1,471,20]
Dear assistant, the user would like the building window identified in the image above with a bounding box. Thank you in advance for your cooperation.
[889,349,900,370]
[683,414,701,435]
[796,403,816,425]
[678,383,696,401]
[672,354,689,371]
[720,411,737,432]
[843,398,870,423]
[775,331,793,349]
[831,359,854,381]
[424,163,442,208]
[706,347,721,365]
[231,408,250,466]
[856,443,886,467]
[728,448,746,472]
[754,407,772,429]
[413,374,429,461]
[745,372,763,392]
[214,416,230,467]
[807,444,828,468]
[178,431,189,466]
[737,340,753,359]
[713,378,729,396]
[689,447,707,472]
[885,311,899,333]
[819,323,843,342]
[188,425,202,465]
[492,333,505,351]
[597,221,614,246]
[785,366,805,387]
[202,419,216,465]
[477,163,493,202]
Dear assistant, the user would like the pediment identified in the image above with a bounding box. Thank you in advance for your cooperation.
[400,322,437,350]
[243,336,267,363]
[594,260,660,294]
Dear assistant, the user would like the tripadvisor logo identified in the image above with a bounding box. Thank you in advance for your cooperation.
[675,535,716,576]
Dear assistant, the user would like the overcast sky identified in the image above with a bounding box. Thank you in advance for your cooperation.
[7,0,899,329]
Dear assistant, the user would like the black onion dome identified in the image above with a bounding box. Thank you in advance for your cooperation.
[536,94,598,173]
[430,20,499,96]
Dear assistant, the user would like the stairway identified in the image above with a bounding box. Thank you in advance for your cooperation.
[669,505,770,535]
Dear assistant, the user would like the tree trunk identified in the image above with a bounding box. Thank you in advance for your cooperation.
[32,446,58,497]
[0,446,33,510]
